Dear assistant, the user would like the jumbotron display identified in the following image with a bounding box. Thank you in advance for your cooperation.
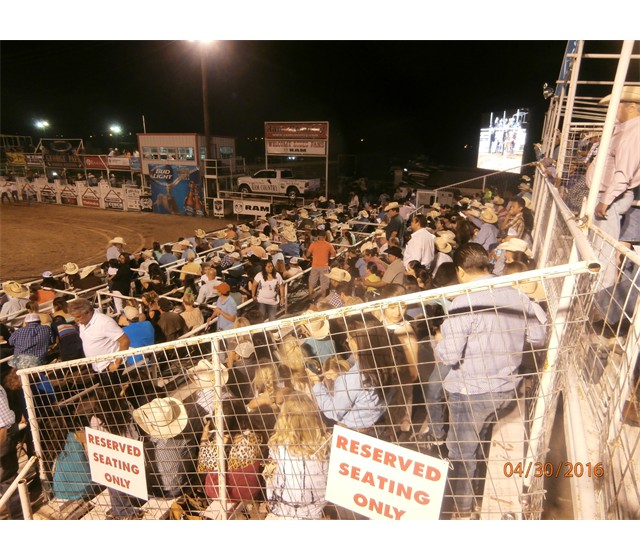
[476,108,529,173]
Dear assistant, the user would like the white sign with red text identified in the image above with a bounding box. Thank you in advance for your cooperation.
[85,427,147,500]
[326,425,448,520]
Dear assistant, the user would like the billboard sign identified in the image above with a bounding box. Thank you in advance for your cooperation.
[148,163,204,216]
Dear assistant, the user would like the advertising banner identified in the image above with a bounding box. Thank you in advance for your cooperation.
[108,156,131,170]
[83,155,108,169]
[265,122,328,140]
[25,154,44,166]
[5,152,26,165]
[325,425,448,520]
[148,163,204,216]
[266,139,327,156]
[41,139,83,169]
[125,187,142,211]
[85,427,147,500]
[232,199,271,216]
[58,183,79,205]
[129,157,142,171]
[212,198,225,218]
[80,186,102,208]
[39,183,60,204]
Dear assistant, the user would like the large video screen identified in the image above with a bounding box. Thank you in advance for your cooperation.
[477,108,529,173]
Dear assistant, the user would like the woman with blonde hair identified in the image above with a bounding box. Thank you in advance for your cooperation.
[246,359,291,413]
[180,292,204,330]
[278,337,317,396]
[263,393,330,519]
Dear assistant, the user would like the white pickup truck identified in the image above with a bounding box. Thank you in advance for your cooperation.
[236,169,321,199]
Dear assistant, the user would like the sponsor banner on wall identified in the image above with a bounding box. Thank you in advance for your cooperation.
[102,188,125,211]
[80,186,102,208]
[125,187,142,211]
[232,199,271,216]
[58,183,79,205]
[6,152,26,165]
[83,155,108,169]
[265,121,329,140]
[41,139,83,169]
[39,183,59,204]
[266,139,327,156]
[129,157,142,171]
[212,198,225,218]
[107,156,131,170]
[148,163,204,216]
[25,154,44,166]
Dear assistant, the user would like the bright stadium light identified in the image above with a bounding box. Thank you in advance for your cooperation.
[110,124,122,134]
[35,120,50,130]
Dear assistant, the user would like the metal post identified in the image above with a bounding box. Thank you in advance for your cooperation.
[18,479,33,520]
[201,47,211,161]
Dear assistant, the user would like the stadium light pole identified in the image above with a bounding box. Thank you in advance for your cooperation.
[197,41,216,161]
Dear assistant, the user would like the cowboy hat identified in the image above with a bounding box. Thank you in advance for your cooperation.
[493,196,505,205]
[80,265,98,279]
[599,85,640,105]
[282,230,298,242]
[179,239,193,247]
[305,315,330,340]
[266,244,280,253]
[498,238,533,257]
[171,243,183,253]
[325,268,352,283]
[223,243,235,253]
[195,228,207,238]
[63,262,80,275]
[386,246,403,259]
[431,202,441,210]
[434,237,452,254]
[318,196,327,202]
[132,397,188,439]
[358,210,369,218]
[360,241,375,254]
[238,224,251,232]
[2,281,29,298]
[235,341,255,359]
[518,183,532,192]
[24,313,41,323]
[480,208,498,224]
[108,236,126,245]
[384,201,400,211]
[258,233,270,243]
[187,359,229,388]
[226,223,236,229]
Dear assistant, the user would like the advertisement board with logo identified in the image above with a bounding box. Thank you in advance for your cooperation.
[39,183,60,204]
[80,186,103,208]
[232,199,271,216]
[58,183,79,205]
[125,187,142,211]
[148,163,204,216]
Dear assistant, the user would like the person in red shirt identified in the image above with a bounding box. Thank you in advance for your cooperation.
[305,229,336,299]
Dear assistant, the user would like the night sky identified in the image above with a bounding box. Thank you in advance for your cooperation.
[0,39,587,165]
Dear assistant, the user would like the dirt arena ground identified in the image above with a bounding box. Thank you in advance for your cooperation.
[0,202,234,282]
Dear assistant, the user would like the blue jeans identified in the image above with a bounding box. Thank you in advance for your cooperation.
[259,302,278,322]
[445,389,516,513]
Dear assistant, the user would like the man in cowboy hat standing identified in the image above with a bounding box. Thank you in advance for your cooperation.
[0,282,29,328]
[384,201,406,247]
[471,208,500,251]
[589,86,640,291]
[106,236,126,261]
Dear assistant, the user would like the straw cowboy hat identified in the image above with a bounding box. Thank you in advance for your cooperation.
[2,281,29,298]
[266,244,280,253]
[195,228,207,238]
[108,236,126,245]
[466,208,481,218]
[282,230,298,242]
[498,237,533,257]
[434,237,452,254]
[470,200,482,209]
[132,397,188,439]
[518,183,532,192]
[63,262,80,275]
[171,243,183,253]
[248,236,261,246]
[235,341,255,359]
[318,196,327,203]
[493,196,505,205]
[599,85,640,105]
[427,210,440,220]
[358,210,369,219]
[360,241,375,254]
[258,233,270,243]
[305,315,330,340]
[298,209,309,218]
[437,230,456,240]
[187,359,229,388]
[238,224,251,232]
[223,243,235,253]
[179,239,193,248]
[480,208,499,224]
[384,201,400,211]
[80,265,98,279]
[325,268,352,283]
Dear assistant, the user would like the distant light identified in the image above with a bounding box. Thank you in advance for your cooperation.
[52,172,58,176]
[360,138,364,142]
[110,124,122,134]
[35,120,49,129]
[403,168,408,172]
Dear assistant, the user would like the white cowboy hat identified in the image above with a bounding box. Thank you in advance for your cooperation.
[480,208,498,224]
[384,201,400,211]
[282,230,298,242]
[132,397,188,439]
[325,268,352,283]
[108,236,126,245]
[434,237,452,254]
[266,244,280,252]
[195,228,207,238]
[179,239,193,247]
[2,281,29,298]
[79,265,98,279]
[305,315,330,340]
[599,85,640,105]
[238,224,251,232]
[360,241,375,254]
[187,359,229,388]
[223,243,235,253]
[235,341,255,359]
[63,262,80,275]
[258,233,270,243]
[358,210,369,218]
[493,196,505,205]
[498,237,533,257]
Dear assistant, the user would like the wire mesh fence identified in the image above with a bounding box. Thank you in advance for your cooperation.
[5,257,600,521]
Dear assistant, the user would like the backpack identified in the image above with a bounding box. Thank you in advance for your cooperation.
[52,431,98,500]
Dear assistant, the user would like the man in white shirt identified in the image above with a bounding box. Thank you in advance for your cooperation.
[403,214,435,271]
[196,265,223,305]
[68,298,129,387]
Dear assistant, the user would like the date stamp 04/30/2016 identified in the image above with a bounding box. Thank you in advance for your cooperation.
[503,462,604,478]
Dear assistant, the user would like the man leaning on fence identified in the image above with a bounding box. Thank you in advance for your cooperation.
[434,243,547,518]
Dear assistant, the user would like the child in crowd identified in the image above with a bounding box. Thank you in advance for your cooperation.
[263,393,330,520]
[364,261,381,299]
